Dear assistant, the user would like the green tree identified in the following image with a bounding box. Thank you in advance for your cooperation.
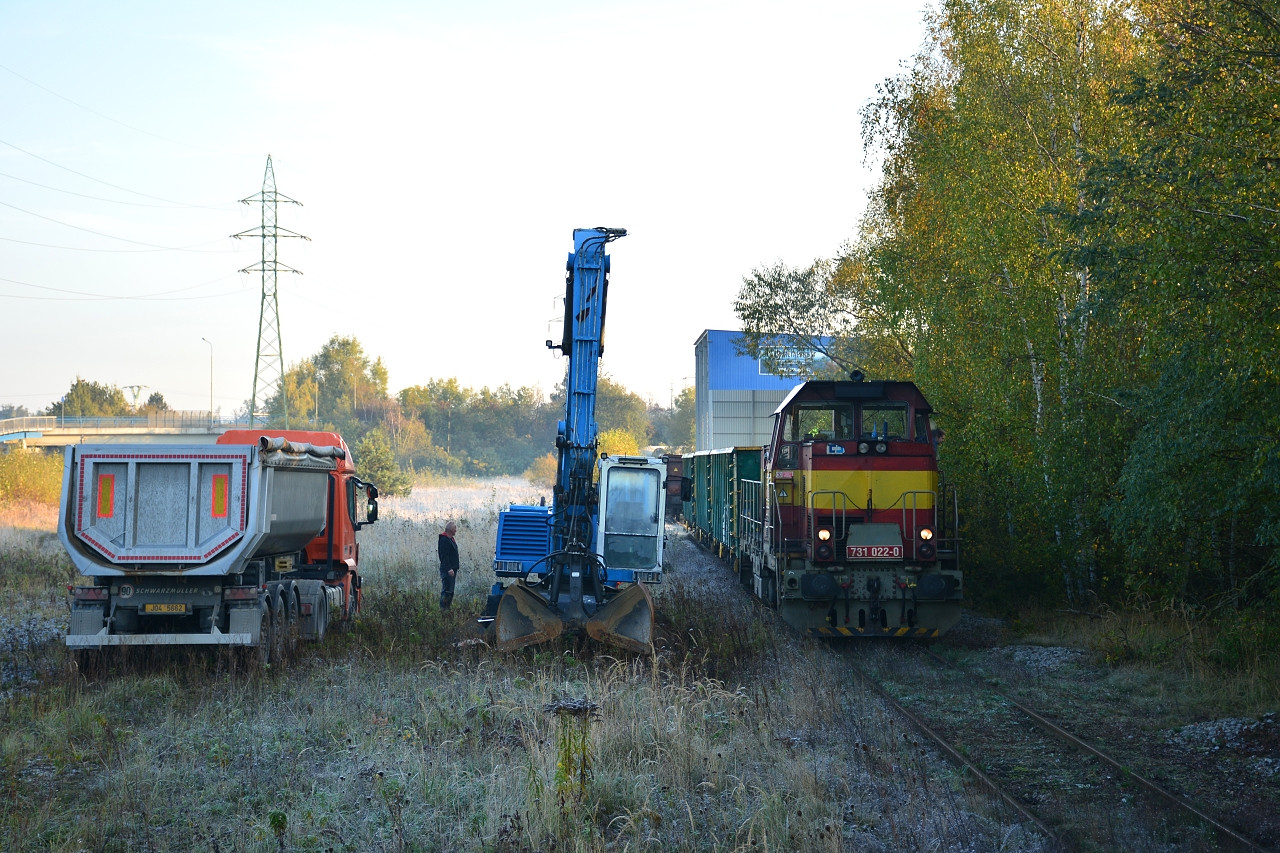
[734,255,914,379]
[46,378,131,418]
[855,0,1146,603]
[653,386,696,451]
[354,427,411,497]
[399,379,555,477]
[598,428,640,458]
[272,336,392,440]
[551,375,650,450]
[1067,0,1280,603]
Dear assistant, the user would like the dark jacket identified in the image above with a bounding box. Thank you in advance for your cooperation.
[438,533,459,575]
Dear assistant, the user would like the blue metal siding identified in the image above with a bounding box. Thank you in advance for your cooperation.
[696,330,805,392]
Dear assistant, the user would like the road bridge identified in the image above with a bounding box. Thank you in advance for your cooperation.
[0,414,256,447]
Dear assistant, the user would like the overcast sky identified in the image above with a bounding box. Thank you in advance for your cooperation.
[1,0,929,416]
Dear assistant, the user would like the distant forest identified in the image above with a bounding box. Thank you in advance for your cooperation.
[22,335,695,498]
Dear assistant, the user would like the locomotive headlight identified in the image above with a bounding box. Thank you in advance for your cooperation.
[817,528,832,541]
[875,442,888,454]
[857,442,870,454]
[919,528,934,541]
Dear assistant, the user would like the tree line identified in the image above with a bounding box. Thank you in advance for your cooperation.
[26,335,696,497]
[735,0,1278,629]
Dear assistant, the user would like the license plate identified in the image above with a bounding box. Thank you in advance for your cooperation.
[143,603,188,614]
[846,545,902,559]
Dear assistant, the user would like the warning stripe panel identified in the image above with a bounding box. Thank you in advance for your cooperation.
[74,451,250,563]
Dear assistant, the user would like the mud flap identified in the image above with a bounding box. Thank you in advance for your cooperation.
[585,583,655,655]
[494,582,565,650]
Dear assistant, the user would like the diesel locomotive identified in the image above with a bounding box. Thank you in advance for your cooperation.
[683,376,962,637]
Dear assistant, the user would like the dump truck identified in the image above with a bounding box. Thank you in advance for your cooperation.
[59,429,378,662]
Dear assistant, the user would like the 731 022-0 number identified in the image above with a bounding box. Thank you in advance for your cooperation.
[846,545,902,559]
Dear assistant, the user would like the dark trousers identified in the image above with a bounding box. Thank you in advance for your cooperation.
[439,570,456,609]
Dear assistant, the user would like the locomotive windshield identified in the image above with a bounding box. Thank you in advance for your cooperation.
[783,404,856,441]
[860,403,909,439]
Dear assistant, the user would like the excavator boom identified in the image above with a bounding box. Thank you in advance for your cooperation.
[487,228,665,654]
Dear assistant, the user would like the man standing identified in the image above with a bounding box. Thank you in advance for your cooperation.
[438,521,459,609]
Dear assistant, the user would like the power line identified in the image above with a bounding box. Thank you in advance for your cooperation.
[0,273,243,301]
[0,168,214,209]
[0,62,223,154]
[0,137,229,209]
[0,234,236,253]
[0,198,234,252]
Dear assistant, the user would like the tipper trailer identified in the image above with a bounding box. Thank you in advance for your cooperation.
[59,430,378,662]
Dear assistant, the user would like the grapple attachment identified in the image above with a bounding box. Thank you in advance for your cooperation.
[585,582,655,655]
[494,582,565,650]
[493,581,655,655]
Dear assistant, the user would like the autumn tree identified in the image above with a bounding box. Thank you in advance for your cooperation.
[271,336,393,440]
[854,0,1149,603]
[46,378,131,418]
[1066,0,1280,605]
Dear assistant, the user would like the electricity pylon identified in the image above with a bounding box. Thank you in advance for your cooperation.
[233,155,308,426]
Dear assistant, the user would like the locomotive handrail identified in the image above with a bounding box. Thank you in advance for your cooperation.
[808,490,852,546]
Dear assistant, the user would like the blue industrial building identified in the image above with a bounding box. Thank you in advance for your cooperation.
[693,330,830,451]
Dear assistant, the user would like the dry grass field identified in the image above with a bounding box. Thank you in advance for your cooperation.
[0,481,1044,852]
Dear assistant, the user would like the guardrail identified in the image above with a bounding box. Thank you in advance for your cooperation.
[0,413,255,434]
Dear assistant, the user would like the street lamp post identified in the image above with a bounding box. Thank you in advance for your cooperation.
[201,337,213,427]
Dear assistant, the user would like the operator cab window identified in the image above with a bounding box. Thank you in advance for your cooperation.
[860,403,908,440]
[915,412,931,443]
[601,466,661,570]
[783,405,854,441]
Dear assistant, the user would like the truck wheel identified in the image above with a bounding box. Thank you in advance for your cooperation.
[270,593,287,667]
[283,589,300,659]
[257,606,274,667]
[313,593,328,643]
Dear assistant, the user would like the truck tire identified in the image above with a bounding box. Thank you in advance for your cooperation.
[257,605,274,667]
[270,592,286,667]
[314,592,328,643]
[283,588,300,660]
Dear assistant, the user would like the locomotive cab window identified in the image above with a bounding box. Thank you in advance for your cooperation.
[784,405,854,441]
[777,443,798,469]
[860,403,908,440]
[915,412,932,443]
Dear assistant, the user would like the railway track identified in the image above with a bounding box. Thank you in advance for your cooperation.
[847,644,1268,851]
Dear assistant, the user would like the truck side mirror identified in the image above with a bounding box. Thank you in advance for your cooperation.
[367,499,378,524]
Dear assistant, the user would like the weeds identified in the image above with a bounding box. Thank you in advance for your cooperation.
[0,481,1051,851]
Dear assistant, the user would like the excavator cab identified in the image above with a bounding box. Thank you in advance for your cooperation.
[492,455,666,653]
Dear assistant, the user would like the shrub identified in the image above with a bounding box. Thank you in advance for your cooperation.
[0,449,63,507]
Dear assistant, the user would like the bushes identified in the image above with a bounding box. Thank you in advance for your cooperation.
[0,449,62,507]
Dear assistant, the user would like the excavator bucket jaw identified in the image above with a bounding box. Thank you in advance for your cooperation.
[585,582,655,655]
[494,582,565,651]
